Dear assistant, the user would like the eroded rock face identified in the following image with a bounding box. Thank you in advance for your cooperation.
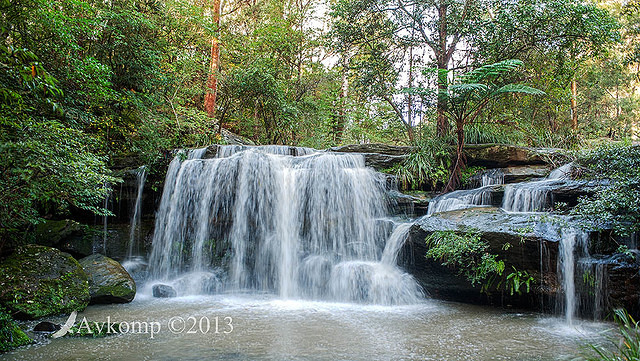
[0,245,90,319]
[401,208,563,308]
[330,144,412,170]
[465,144,566,168]
[79,254,136,304]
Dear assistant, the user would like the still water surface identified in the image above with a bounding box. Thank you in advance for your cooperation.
[3,294,610,361]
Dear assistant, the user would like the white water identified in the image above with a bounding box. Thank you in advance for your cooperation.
[480,169,504,186]
[502,163,572,212]
[148,146,421,304]
[558,228,589,325]
[427,187,494,215]
[127,166,147,259]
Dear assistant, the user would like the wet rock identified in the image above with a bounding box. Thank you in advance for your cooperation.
[33,219,94,258]
[330,144,412,170]
[0,245,90,319]
[401,208,564,308]
[79,254,136,304]
[390,191,431,217]
[33,321,61,332]
[152,284,177,298]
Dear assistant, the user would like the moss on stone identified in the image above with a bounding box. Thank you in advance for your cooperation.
[0,308,32,352]
[80,254,136,304]
[0,245,90,319]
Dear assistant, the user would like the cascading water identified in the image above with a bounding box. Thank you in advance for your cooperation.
[127,166,147,259]
[557,228,589,324]
[427,168,505,215]
[480,169,505,187]
[502,163,572,212]
[427,187,494,215]
[148,145,422,304]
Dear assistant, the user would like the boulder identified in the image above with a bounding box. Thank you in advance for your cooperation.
[502,165,550,183]
[33,321,61,332]
[152,284,177,298]
[33,219,94,258]
[0,245,90,319]
[79,254,136,304]
[221,128,256,145]
[465,144,566,168]
[330,143,412,170]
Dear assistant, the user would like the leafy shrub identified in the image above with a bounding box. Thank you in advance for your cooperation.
[425,230,505,289]
[393,137,453,190]
[572,143,640,236]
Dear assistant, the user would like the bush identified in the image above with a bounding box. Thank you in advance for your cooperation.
[393,137,453,190]
[572,143,640,236]
[425,230,505,289]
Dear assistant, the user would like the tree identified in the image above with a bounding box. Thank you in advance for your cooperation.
[472,0,619,133]
[0,44,118,250]
[330,0,485,141]
[430,60,544,190]
[205,0,223,121]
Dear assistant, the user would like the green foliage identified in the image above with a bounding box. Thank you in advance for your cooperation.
[572,143,640,236]
[425,231,505,289]
[0,307,32,352]
[460,166,485,188]
[393,137,453,190]
[586,309,640,361]
[504,267,535,296]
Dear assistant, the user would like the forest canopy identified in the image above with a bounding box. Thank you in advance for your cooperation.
[1,0,639,242]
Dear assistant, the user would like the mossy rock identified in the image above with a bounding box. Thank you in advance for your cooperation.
[32,219,95,258]
[0,245,90,320]
[79,254,136,304]
[0,308,32,352]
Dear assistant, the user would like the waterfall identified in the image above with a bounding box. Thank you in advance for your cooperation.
[148,145,421,304]
[481,169,504,187]
[427,187,494,215]
[558,228,589,324]
[127,166,147,259]
[502,163,572,212]
[102,184,110,254]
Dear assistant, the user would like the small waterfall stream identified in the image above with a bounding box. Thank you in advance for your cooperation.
[502,163,572,212]
[426,162,603,323]
[558,229,589,325]
[148,145,421,304]
[127,166,147,259]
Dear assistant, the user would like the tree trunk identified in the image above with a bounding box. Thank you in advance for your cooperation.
[570,78,577,130]
[445,118,465,192]
[436,3,450,138]
[205,0,222,122]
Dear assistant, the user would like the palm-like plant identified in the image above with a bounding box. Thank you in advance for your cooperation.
[442,59,545,191]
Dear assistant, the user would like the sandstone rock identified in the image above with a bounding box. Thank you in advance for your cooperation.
[0,245,90,319]
[152,284,177,298]
[465,144,566,168]
[79,254,136,304]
